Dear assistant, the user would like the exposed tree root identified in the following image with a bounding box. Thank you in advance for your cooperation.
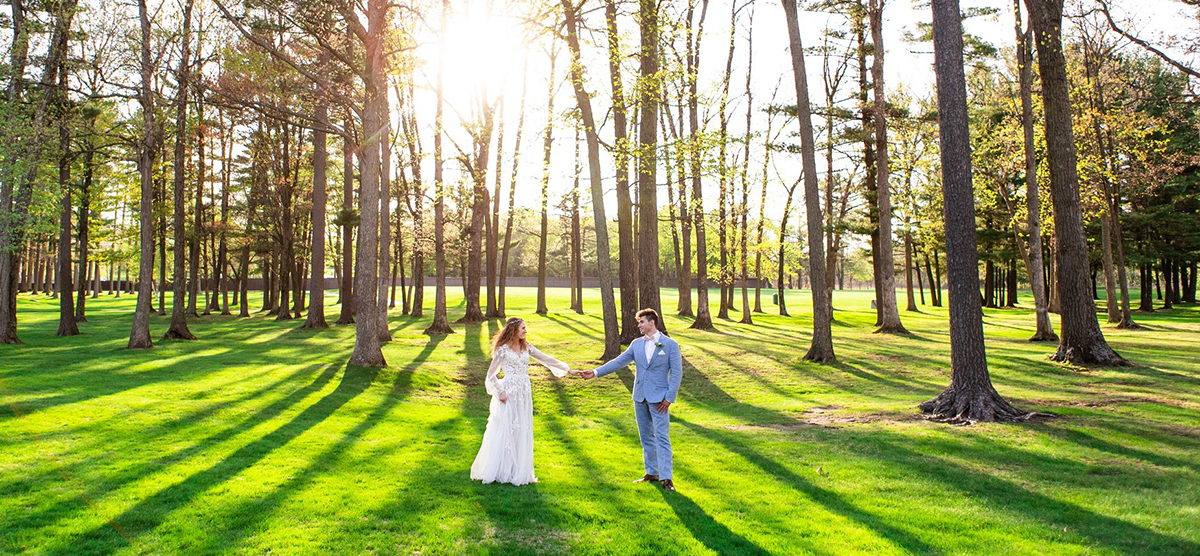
[300,318,329,329]
[803,347,835,363]
[874,323,910,335]
[919,386,1034,425]
[347,353,387,368]
[1116,320,1142,330]
[423,321,455,336]
[1049,342,1129,367]
[161,328,196,341]
[689,317,715,331]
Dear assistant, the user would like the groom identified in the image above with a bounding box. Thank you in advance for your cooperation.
[576,308,683,492]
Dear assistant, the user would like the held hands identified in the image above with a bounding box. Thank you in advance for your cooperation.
[568,369,596,380]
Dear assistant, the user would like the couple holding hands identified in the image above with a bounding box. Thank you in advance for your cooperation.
[469,309,683,492]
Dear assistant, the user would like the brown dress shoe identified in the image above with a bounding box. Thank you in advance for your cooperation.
[661,479,676,491]
[633,474,659,483]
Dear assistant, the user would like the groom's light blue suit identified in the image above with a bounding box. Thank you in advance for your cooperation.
[594,332,683,480]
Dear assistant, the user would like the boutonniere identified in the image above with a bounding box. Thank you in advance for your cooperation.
[655,342,664,348]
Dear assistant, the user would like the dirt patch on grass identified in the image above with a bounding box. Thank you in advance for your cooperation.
[725,406,924,431]
[1021,394,1199,411]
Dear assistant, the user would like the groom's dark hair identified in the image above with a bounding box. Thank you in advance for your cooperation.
[636,308,659,325]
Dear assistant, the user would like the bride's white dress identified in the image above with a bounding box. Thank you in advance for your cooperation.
[470,344,569,485]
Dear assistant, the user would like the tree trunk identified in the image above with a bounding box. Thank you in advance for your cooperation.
[376,94,393,341]
[337,117,356,325]
[275,124,295,321]
[188,120,204,319]
[128,0,156,349]
[348,1,387,366]
[916,246,926,305]
[637,0,663,328]
[563,0,620,356]
[163,0,196,341]
[1160,259,1173,309]
[603,0,641,338]
[1025,0,1125,365]
[904,225,917,311]
[74,152,93,322]
[404,82,426,319]
[0,0,75,344]
[217,112,232,315]
[753,106,772,314]
[238,242,251,318]
[868,0,906,333]
[854,4,883,327]
[782,0,834,360]
[304,99,330,328]
[738,8,755,325]
[686,0,713,330]
[424,0,454,336]
[1014,0,1056,339]
[535,49,555,317]
[56,86,78,337]
[497,62,526,319]
[921,0,1029,422]
[716,2,736,322]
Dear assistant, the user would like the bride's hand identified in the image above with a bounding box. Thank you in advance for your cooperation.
[499,391,508,403]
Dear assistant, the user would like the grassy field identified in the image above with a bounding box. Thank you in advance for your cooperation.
[2,286,1199,555]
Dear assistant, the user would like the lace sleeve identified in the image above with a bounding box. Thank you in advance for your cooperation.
[528,344,570,378]
[485,347,505,396]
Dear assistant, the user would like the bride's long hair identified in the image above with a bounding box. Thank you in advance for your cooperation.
[491,317,528,354]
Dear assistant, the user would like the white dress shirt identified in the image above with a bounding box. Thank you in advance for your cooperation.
[643,331,661,363]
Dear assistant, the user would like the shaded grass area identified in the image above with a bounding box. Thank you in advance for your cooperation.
[2,287,1199,555]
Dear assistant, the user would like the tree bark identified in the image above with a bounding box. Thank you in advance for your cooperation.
[487,95,504,319]
[129,0,157,349]
[402,80,425,319]
[348,0,388,366]
[1025,0,1126,365]
[0,0,75,343]
[636,0,663,328]
[56,80,78,337]
[163,0,196,340]
[686,0,713,330]
[304,99,330,328]
[337,117,356,325]
[535,48,556,316]
[868,0,906,333]
[498,61,526,319]
[563,0,620,356]
[921,0,1029,422]
[601,0,641,337]
[424,0,454,336]
[376,91,393,341]
[782,0,835,360]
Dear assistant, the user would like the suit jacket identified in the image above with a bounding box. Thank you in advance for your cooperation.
[594,334,683,403]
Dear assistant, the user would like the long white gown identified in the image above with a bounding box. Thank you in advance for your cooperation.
[470,344,570,486]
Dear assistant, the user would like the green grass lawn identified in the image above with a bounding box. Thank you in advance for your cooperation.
[2,286,1199,555]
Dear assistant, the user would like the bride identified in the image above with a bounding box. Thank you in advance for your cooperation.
[470,317,571,485]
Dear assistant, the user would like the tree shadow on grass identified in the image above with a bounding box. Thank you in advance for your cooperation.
[1030,418,1200,474]
[542,313,602,341]
[657,489,772,556]
[676,417,944,556]
[194,356,429,553]
[48,363,376,555]
[0,364,320,509]
[854,428,1200,555]
[548,381,732,554]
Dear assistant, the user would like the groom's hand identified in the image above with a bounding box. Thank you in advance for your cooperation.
[581,370,595,380]
[656,400,671,413]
